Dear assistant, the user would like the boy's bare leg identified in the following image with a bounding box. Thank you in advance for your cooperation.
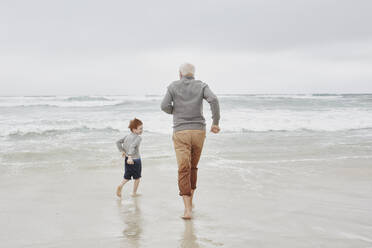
[132,178,140,196]
[116,179,129,197]
[182,195,192,219]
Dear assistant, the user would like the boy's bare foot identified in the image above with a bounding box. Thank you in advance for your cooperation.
[116,186,122,198]
[131,193,141,197]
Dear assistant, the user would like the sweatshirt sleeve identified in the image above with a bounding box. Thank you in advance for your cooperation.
[160,87,173,114]
[116,137,126,152]
[128,136,141,156]
[203,84,220,126]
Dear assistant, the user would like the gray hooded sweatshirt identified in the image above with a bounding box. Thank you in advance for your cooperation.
[116,132,141,159]
[161,76,220,132]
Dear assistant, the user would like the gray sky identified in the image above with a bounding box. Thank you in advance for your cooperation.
[1,0,372,95]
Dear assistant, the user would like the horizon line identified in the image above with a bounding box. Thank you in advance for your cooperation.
[1,93,372,97]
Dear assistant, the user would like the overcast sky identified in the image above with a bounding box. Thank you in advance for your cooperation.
[1,0,371,95]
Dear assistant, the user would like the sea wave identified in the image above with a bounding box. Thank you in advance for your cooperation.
[64,96,112,101]
[7,126,120,139]
[312,93,341,97]
[0,96,161,108]
[215,127,372,134]
[111,99,161,108]
[0,104,61,108]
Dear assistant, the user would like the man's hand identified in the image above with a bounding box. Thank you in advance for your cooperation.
[127,156,134,164]
[211,125,220,133]
[122,152,126,158]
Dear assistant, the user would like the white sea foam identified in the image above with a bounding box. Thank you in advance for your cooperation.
[221,108,372,132]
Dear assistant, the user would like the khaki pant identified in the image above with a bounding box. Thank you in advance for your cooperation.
[172,130,206,196]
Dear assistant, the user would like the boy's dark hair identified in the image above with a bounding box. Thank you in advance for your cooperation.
[128,118,143,131]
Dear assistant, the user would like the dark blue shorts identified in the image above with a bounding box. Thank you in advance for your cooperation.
[124,157,142,180]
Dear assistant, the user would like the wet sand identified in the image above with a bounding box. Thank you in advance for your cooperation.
[1,156,372,248]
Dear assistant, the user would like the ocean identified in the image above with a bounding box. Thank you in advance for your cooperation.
[1,94,371,172]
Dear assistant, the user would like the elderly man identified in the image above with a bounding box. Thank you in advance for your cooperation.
[161,63,220,219]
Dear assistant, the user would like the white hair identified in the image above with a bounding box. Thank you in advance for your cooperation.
[179,63,195,77]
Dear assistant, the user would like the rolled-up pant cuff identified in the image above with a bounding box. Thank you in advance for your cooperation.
[179,192,191,196]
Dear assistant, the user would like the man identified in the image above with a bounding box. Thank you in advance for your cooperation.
[161,63,220,219]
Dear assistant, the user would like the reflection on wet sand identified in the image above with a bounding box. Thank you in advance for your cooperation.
[117,197,142,247]
[180,220,199,248]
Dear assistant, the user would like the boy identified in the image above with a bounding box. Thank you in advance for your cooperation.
[116,118,143,198]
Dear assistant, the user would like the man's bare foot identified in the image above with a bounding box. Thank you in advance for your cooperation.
[131,193,141,197]
[116,186,122,198]
[181,210,192,220]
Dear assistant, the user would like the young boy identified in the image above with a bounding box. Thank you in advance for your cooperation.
[116,118,143,198]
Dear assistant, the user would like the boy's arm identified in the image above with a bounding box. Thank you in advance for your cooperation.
[203,84,220,126]
[161,88,173,114]
[116,137,126,152]
[128,136,141,157]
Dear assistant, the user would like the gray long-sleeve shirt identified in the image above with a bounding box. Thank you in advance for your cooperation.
[116,132,142,159]
[161,76,220,132]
